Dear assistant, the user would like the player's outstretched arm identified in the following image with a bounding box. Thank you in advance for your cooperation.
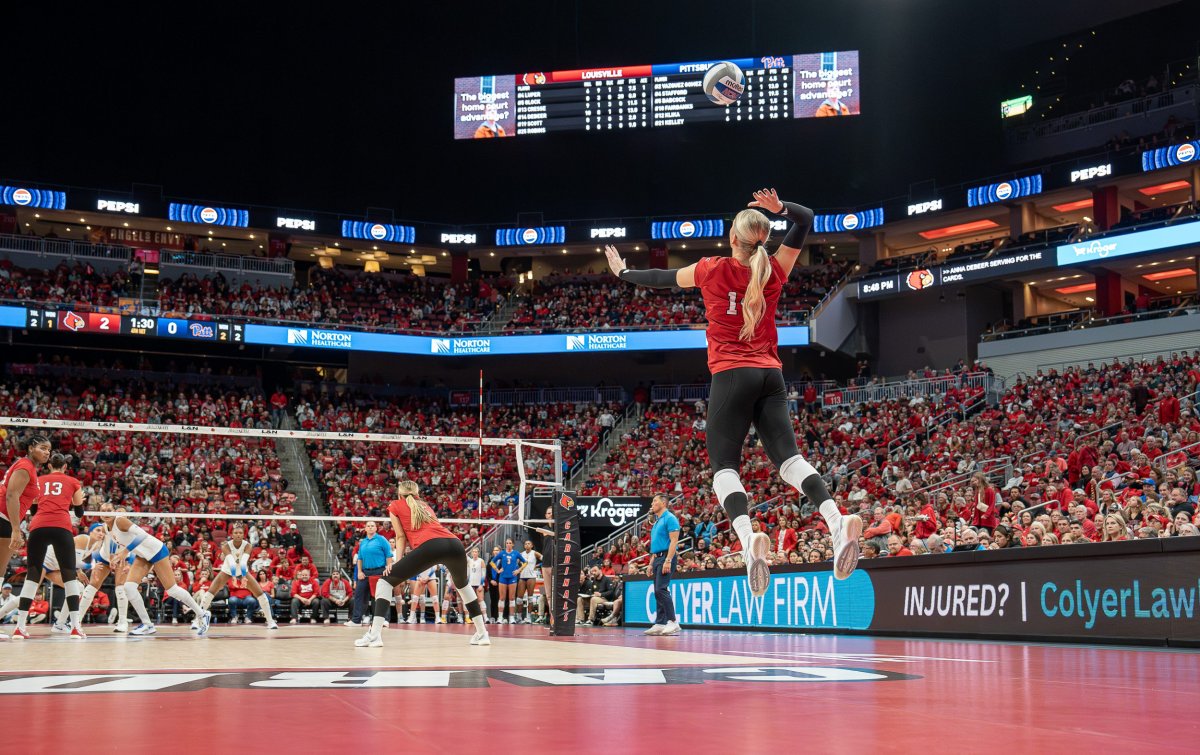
[748,188,813,278]
[604,245,696,290]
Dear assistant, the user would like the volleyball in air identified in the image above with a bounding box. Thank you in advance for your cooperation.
[702,61,746,106]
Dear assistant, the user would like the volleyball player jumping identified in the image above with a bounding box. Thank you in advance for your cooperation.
[354,480,490,648]
[605,188,862,596]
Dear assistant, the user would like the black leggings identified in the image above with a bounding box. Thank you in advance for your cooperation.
[377,538,481,620]
[707,367,800,472]
[27,527,77,583]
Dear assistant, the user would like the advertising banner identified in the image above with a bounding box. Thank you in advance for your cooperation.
[550,491,582,636]
[575,496,649,529]
[624,539,1200,645]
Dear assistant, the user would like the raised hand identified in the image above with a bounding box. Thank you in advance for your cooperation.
[748,188,783,214]
[604,245,627,278]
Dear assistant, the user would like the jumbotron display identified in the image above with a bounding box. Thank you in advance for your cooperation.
[453,51,861,139]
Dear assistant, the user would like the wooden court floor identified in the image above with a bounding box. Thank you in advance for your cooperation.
[1,622,1197,753]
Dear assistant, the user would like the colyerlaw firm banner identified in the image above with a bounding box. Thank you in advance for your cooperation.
[624,539,1200,644]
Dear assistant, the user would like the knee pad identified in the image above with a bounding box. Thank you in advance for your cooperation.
[780,454,819,485]
[374,579,393,602]
[712,468,746,504]
[64,580,82,598]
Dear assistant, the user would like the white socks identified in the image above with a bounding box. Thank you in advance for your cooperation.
[198,590,214,611]
[64,581,82,628]
[256,594,274,621]
[0,596,17,620]
[779,454,841,528]
[370,579,391,636]
[115,582,128,621]
[456,586,487,634]
[732,516,754,550]
[15,579,38,630]
[820,501,842,528]
[123,582,152,625]
[77,584,98,619]
[167,585,203,617]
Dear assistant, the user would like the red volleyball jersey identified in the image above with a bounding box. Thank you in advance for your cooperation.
[0,457,39,522]
[31,473,82,531]
[694,255,785,374]
[388,497,455,549]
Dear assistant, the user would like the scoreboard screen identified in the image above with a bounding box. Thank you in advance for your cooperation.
[26,308,244,344]
[453,50,861,139]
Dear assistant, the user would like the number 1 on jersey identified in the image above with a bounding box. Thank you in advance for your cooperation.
[726,291,739,316]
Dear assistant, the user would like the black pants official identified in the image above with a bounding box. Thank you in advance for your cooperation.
[651,552,678,624]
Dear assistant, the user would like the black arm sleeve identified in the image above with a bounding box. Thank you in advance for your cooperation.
[27,503,37,517]
[777,201,815,249]
[618,268,681,289]
[73,505,85,519]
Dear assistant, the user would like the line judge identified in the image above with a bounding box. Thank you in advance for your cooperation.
[645,494,681,636]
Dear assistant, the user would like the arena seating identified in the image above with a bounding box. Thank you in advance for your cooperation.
[0,260,133,307]
[505,263,848,333]
[294,390,618,570]
[585,355,1200,572]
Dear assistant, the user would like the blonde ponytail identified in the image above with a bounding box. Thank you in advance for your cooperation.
[398,479,436,529]
[730,209,774,341]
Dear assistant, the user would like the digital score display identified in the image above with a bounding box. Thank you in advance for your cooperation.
[26,309,244,343]
[454,51,861,139]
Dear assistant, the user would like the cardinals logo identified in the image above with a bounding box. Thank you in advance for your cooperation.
[559,493,575,509]
[906,269,935,291]
[62,312,86,331]
[521,72,547,86]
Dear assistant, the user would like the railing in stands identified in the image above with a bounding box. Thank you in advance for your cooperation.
[8,363,263,390]
[823,372,996,408]
[480,386,628,406]
[0,232,132,262]
[651,380,837,404]
[160,250,294,276]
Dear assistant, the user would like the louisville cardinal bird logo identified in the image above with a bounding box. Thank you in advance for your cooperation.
[906,269,935,291]
[62,312,86,331]
[559,493,575,509]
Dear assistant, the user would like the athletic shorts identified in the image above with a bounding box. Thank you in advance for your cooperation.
[498,575,518,586]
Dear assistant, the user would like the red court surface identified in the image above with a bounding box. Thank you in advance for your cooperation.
[1,624,1197,754]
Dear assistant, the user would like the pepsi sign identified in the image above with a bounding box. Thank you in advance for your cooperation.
[907,199,942,216]
[0,186,66,210]
[590,226,626,239]
[813,208,884,234]
[277,216,316,231]
[1141,140,1200,171]
[341,220,415,244]
[441,232,477,244]
[168,202,249,228]
[966,175,1042,207]
[651,219,724,239]
[1070,164,1113,183]
[96,199,141,214]
[494,226,566,246]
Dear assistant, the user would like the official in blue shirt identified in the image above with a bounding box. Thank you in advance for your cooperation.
[351,520,394,624]
[647,494,681,636]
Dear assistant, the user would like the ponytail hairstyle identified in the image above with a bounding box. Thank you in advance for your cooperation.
[48,452,72,471]
[397,479,436,530]
[730,209,773,341]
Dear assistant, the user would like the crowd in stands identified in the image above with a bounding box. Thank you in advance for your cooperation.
[0,365,323,625]
[505,264,849,333]
[585,354,1200,589]
[159,269,510,333]
[294,388,617,570]
[0,260,133,307]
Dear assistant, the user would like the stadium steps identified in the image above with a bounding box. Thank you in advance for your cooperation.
[479,288,527,333]
[275,415,343,577]
[567,403,643,492]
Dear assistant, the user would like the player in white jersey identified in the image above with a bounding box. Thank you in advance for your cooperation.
[0,527,102,633]
[77,509,132,632]
[407,563,443,624]
[194,523,278,629]
[447,546,486,624]
[103,507,210,636]
[516,540,542,624]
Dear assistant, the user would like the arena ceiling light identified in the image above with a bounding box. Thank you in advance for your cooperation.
[917,219,999,240]
[1054,282,1096,294]
[1137,180,1191,196]
[1052,198,1093,212]
[1142,268,1194,281]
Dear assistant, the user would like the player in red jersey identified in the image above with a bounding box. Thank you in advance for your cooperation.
[9,453,87,639]
[0,434,51,587]
[354,479,490,648]
[605,188,862,597]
